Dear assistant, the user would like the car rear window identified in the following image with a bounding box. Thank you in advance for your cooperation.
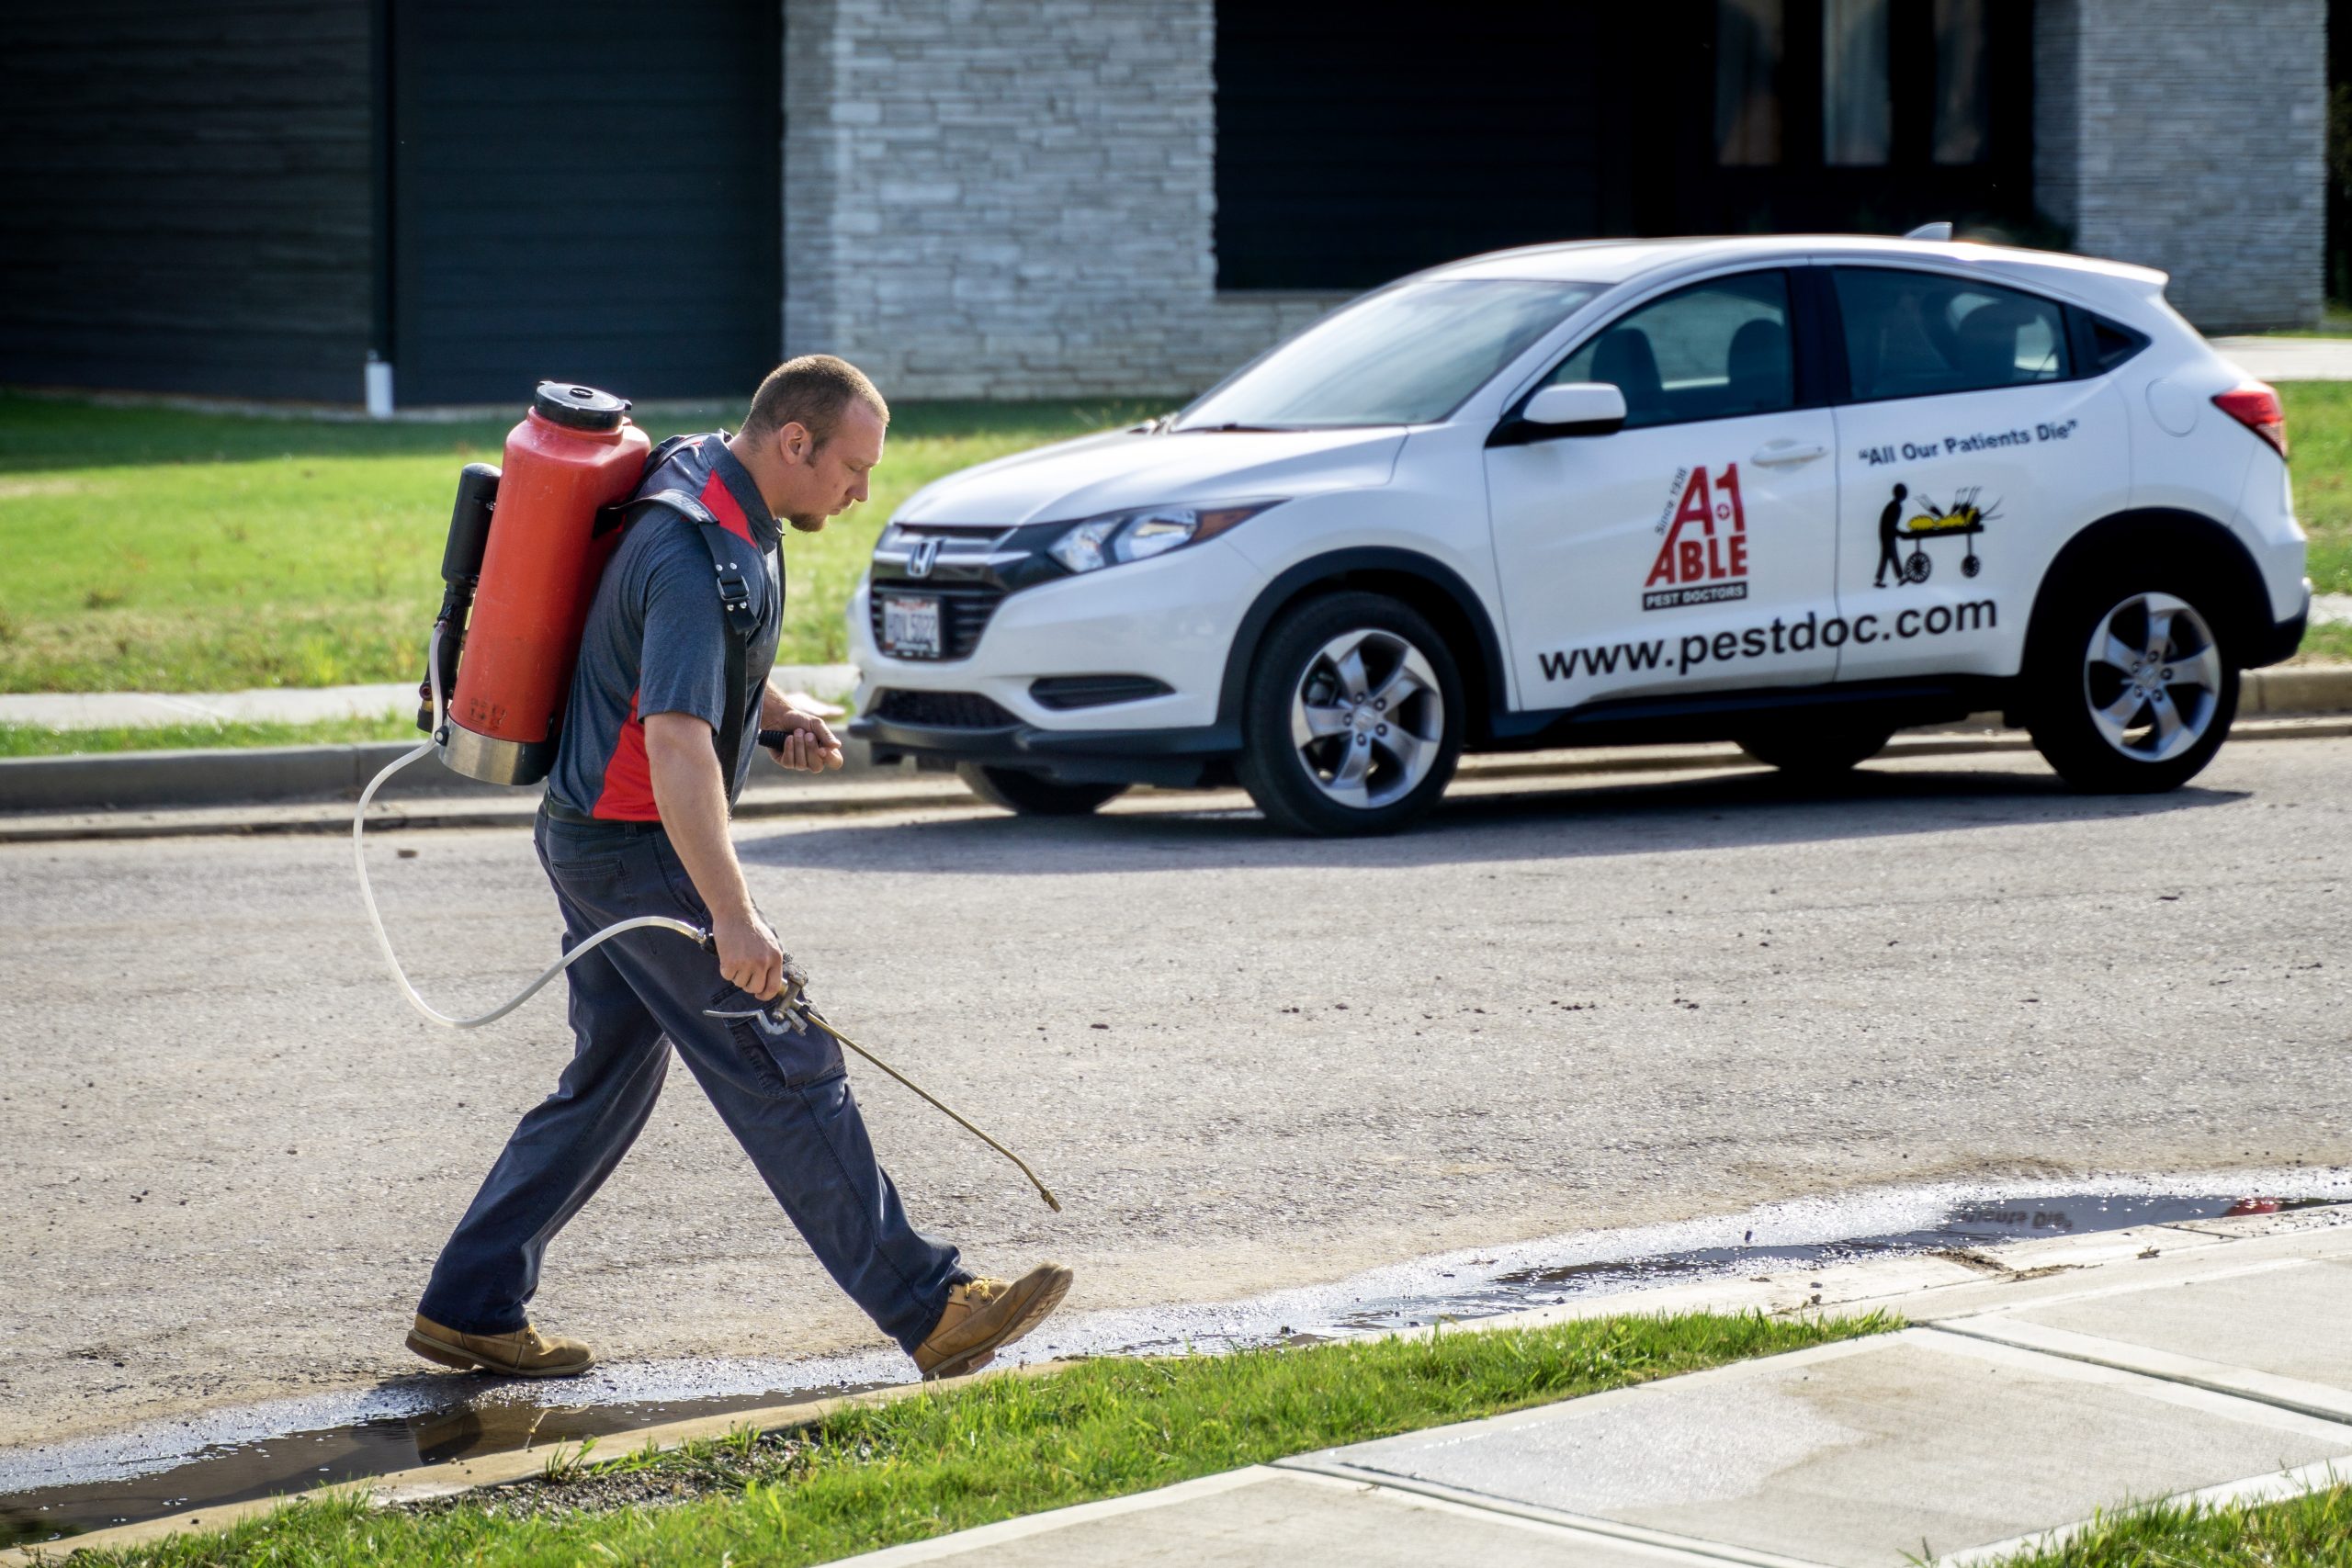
[1833,266,2070,403]
[2082,311,2151,373]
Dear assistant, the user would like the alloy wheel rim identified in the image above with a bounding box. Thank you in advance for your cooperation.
[1289,628,1444,809]
[2081,591,2222,763]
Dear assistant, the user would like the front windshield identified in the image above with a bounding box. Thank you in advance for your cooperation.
[1175,278,1601,430]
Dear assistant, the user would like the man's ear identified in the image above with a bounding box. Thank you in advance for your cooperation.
[777,420,814,467]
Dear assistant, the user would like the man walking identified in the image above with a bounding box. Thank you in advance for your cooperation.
[410,356,1070,1382]
[1874,482,1910,588]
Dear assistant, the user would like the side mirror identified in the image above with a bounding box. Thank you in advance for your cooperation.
[1490,381,1629,446]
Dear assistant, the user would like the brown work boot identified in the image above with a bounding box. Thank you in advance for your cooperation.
[912,1263,1074,1380]
[405,1314,594,1378]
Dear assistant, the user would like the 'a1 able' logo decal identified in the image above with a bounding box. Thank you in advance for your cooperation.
[1643,462,1747,612]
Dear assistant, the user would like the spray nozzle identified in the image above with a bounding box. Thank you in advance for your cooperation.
[703,949,814,1035]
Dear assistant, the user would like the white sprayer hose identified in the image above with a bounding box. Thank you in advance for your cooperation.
[351,626,1062,1208]
[352,624,706,1029]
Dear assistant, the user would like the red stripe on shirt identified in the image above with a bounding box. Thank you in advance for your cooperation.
[591,691,661,821]
[699,471,754,544]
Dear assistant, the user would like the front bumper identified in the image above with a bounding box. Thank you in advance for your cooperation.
[848,536,1263,777]
[848,711,1242,786]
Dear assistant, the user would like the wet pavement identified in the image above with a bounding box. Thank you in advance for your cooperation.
[0,1381,882,1550]
[6,1179,2343,1551]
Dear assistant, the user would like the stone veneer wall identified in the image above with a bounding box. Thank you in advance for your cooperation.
[784,0,2328,390]
[2034,0,2324,332]
[782,0,1347,400]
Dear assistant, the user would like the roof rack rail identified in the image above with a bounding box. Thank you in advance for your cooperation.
[1904,220,1955,242]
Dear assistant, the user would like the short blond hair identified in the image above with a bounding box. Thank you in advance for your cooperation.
[742,355,888,447]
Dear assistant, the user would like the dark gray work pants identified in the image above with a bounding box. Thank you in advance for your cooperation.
[417,808,966,1355]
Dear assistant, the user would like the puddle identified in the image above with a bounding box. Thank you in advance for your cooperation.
[5,1172,2344,1549]
[0,1380,891,1550]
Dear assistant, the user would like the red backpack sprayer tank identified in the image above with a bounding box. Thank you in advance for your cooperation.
[432,384,647,786]
[355,382,1057,1210]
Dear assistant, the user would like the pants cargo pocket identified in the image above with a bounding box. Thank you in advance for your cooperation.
[710,986,846,1093]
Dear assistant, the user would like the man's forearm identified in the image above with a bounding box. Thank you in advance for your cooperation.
[646,726,754,922]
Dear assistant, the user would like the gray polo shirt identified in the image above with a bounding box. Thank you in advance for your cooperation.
[547,435,783,820]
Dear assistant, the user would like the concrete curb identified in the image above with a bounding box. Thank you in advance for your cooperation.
[2244,663,2352,714]
[4,716,2349,846]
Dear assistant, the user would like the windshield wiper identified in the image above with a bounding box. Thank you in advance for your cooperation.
[1170,421,1302,434]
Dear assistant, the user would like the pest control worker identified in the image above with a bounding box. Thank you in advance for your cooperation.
[409,356,1071,1382]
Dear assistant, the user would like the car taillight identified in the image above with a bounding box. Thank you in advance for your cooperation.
[2213,382,2287,458]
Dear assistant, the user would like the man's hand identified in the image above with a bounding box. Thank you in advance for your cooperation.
[764,708,845,773]
[713,908,787,999]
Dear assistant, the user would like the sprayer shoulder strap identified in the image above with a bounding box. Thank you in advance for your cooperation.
[601,488,765,791]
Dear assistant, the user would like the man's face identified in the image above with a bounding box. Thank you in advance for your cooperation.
[774,401,886,533]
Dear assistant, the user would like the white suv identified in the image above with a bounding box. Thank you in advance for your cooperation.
[849,234,2310,835]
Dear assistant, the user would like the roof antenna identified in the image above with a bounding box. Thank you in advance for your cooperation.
[1905,220,1955,242]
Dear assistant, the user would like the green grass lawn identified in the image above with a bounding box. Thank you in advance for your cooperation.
[55,1311,1887,1567]
[2281,382,2352,601]
[1,385,2344,699]
[2276,375,2352,659]
[0,394,1155,694]
[1995,1483,2352,1567]
[0,715,419,758]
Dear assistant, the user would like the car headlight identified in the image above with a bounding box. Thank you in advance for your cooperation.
[1047,502,1281,575]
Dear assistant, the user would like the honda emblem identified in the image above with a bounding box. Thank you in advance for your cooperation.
[908,537,941,579]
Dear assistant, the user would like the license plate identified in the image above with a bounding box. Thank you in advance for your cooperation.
[880,594,943,658]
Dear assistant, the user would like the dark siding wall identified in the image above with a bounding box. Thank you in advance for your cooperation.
[1215,6,1611,291]
[0,2,373,402]
[390,1,782,406]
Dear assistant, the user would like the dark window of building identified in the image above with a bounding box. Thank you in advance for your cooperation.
[1823,0,1893,165]
[1212,4,1606,291]
[1549,271,1794,429]
[1708,0,2001,173]
[1716,0,1787,166]
[1833,267,2068,402]
[1932,0,1993,164]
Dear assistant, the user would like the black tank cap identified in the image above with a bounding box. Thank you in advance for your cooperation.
[532,381,632,432]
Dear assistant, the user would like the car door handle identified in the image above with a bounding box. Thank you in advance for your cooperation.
[1749,442,1827,467]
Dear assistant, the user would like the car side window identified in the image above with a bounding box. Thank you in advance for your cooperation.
[1545,270,1793,431]
[1833,267,2069,402]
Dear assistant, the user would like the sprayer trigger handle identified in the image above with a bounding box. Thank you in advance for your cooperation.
[756,728,788,750]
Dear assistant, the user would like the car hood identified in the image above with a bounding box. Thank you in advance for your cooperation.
[892,426,1408,527]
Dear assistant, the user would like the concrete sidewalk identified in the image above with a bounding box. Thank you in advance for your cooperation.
[0,664,860,729]
[2215,333,2352,382]
[840,1206,2352,1567]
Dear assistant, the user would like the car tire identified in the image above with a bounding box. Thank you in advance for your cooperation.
[2024,577,2239,794]
[956,763,1129,817]
[1235,592,1464,836]
[1736,724,1894,779]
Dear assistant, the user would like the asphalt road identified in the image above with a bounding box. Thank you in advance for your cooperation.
[3,738,2347,1456]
